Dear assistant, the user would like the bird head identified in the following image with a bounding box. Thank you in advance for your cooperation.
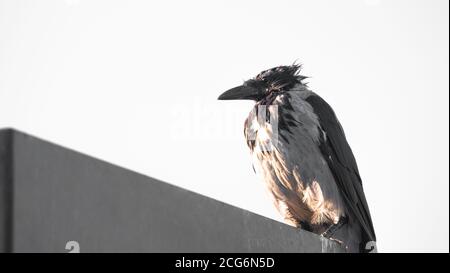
[218,64,307,101]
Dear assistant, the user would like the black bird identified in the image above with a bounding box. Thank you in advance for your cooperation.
[218,64,376,252]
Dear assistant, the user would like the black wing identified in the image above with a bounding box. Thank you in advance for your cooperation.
[306,94,376,242]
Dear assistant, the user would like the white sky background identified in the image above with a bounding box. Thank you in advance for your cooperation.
[0,0,448,252]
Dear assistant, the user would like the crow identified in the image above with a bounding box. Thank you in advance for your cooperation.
[218,64,376,253]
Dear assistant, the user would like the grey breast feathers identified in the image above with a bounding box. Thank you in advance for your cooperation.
[244,89,346,228]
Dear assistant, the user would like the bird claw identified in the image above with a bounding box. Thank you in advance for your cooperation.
[325,236,344,246]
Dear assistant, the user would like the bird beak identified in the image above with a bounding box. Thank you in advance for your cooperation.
[218,85,261,100]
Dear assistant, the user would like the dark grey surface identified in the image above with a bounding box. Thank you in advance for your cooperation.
[0,128,345,253]
[0,129,13,253]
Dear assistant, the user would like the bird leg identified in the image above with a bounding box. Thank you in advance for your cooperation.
[321,217,347,238]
